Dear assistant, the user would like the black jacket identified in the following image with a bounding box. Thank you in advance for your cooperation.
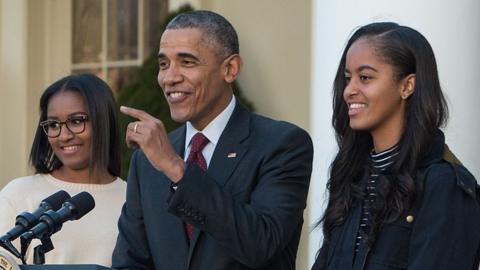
[312,130,480,270]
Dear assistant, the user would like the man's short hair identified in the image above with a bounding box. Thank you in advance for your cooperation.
[166,10,239,59]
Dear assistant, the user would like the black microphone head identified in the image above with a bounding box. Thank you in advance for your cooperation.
[42,190,71,211]
[65,192,95,220]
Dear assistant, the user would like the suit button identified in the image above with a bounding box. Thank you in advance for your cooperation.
[406,215,414,223]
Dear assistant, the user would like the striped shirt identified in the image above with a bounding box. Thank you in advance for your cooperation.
[354,144,399,253]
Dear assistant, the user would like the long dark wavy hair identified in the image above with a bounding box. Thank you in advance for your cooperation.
[30,73,121,179]
[320,22,448,246]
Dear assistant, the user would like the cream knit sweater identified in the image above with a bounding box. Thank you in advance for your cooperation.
[0,174,126,267]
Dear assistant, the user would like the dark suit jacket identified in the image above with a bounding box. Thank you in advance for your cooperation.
[112,103,313,270]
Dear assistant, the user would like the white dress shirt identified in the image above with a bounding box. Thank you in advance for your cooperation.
[184,96,236,168]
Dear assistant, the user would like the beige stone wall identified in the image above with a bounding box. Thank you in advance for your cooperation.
[168,0,312,130]
[201,0,312,132]
[0,0,71,188]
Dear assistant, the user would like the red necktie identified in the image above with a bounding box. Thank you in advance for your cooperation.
[184,132,209,240]
[187,133,209,171]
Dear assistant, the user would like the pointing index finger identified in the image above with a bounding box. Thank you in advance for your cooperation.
[120,106,154,121]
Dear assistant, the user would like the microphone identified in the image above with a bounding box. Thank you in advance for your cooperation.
[20,192,95,242]
[0,190,70,242]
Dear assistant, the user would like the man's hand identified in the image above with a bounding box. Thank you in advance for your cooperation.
[120,106,185,182]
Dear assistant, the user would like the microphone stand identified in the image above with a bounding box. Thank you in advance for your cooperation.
[19,235,31,264]
[0,239,21,259]
[33,235,54,264]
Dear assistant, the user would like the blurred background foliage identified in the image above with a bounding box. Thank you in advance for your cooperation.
[116,4,254,179]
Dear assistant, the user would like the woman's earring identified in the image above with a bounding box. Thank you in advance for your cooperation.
[45,147,56,170]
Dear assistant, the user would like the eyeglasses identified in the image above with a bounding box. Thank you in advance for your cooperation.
[39,115,89,138]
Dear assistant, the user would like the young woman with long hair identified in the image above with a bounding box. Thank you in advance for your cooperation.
[313,22,480,270]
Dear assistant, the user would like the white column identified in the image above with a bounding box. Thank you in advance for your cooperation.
[0,0,69,188]
[0,0,29,185]
[309,0,480,267]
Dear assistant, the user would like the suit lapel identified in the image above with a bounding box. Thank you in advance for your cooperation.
[207,102,250,186]
[187,102,251,265]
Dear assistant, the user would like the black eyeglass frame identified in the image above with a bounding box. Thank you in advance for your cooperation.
[39,114,89,138]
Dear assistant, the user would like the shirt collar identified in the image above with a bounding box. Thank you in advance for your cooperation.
[185,96,236,148]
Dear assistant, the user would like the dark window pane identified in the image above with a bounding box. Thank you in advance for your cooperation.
[107,0,139,61]
[71,69,104,80]
[107,67,139,94]
[72,0,102,63]
[143,0,169,57]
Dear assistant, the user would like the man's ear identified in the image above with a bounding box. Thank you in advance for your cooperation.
[223,54,243,83]
[400,74,416,100]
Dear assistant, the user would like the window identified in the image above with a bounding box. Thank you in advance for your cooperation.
[71,0,168,93]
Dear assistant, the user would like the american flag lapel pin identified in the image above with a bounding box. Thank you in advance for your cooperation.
[227,152,237,158]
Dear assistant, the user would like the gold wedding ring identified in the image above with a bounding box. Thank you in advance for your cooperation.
[133,123,139,133]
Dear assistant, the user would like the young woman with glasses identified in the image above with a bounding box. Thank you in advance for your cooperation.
[0,74,126,266]
[312,22,480,269]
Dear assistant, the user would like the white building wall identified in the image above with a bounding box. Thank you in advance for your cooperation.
[310,0,480,267]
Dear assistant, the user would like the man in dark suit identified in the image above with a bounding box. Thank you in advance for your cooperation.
[112,10,313,270]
